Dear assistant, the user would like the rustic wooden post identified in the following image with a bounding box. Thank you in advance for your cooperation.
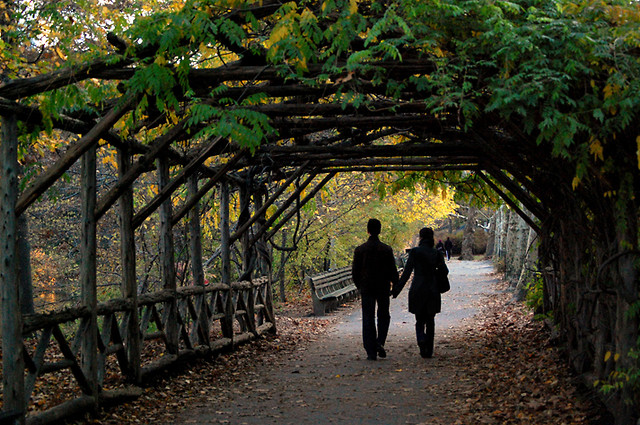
[118,147,141,381]
[254,188,276,331]
[188,175,209,346]
[80,145,98,405]
[219,180,234,340]
[245,172,319,248]
[263,172,337,243]
[158,155,179,354]
[239,182,252,280]
[229,163,309,244]
[253,188,269,278]
[1,112,25,423]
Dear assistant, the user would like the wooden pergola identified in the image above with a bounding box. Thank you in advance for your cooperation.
[2,0,637,423]
[0,56,512,425]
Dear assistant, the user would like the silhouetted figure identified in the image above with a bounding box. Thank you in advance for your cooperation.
[436,239,445,255]
[393,227,448,358]
[352,218,399,361]
[444,237,453,261]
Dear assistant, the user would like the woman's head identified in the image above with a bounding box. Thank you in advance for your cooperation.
[419,227,435,247]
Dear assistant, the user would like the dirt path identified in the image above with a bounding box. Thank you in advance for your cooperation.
[173,260,501,425]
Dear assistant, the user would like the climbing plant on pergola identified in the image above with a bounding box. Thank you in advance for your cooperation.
[1,0,639,423]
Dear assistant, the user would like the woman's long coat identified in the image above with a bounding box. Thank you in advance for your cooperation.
[395,242,448,317]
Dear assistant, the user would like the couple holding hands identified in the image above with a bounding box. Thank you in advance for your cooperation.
[352,219,448,360]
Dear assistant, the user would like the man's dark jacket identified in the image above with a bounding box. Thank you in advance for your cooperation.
[352,235,399,296]
[394,242,448,316]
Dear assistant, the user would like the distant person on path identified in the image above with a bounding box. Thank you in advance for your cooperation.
[436,239,445,255]
[444,237,453,261]
[393,227,448,358]
[352,218,399,361]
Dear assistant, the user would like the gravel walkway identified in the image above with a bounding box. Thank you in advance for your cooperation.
[174,259,501,425]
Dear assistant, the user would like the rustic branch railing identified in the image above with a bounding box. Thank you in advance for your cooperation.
[20,278,274,425]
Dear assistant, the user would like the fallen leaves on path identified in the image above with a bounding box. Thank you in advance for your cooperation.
[58,283,610,424]
[64,302,336,424]
[437,281,611,425]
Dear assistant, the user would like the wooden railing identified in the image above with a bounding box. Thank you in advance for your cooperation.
[19,277,274,425]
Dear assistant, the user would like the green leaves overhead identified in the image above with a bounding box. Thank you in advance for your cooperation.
[5,0,640,179]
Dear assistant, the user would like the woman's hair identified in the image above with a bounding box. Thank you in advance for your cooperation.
[419,227,435,247]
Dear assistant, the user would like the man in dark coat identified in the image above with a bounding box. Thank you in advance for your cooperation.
[393,227,448,358]
[352,218,399,360]
[444,236,453,261]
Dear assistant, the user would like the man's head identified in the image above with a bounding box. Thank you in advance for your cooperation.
[367,218,382,236]
[419,227,434,246]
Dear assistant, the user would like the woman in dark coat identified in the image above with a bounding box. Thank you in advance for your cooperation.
[393,227,448,358]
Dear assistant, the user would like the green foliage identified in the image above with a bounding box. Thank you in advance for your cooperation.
[186,102,275,151]
[596,349,640,403]
[524,273,550,320]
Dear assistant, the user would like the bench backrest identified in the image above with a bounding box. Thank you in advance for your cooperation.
[309,267,354,297]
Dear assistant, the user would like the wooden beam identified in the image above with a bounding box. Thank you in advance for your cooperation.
[187,176,210,346]
[117,147,141,382]
[16,96,135,216]
[1,111,25,420]
[477,171,542,235]
[485,166,548,222]
[219,180,234,340]
[262,172,337,244]
[170,149,247,226]
[0,58,133,100]
[229,161,310,243]
[244,172,319,248]
[80,59,436,85]
[256,141,475,156]
[246,101,432,117]
[315,164,479,173]
[80,145,99,404]
[95,116,189,221]
[306,156,480,167]
[131,136,225,228]
[272,115,446,134]
[238,183,253,281]
[0,0,285,99]
[158,156,179,354]
[0,97,235,188]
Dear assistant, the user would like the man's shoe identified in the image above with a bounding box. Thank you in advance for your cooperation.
[377,345,387,359]
[418,341,427,358]
[366,355,377,361]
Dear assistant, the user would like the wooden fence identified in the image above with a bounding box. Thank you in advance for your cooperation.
[17,278,274,425]
[0,122,279,424]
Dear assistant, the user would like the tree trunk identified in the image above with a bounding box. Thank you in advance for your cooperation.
[1,110,25,420]
[496,206,508,260]
[459,206,476,261]
[514,225,538,301]
[238,183,253,281]
[485,212,496,259]
[505,212,529,285]
[278,230,287,303]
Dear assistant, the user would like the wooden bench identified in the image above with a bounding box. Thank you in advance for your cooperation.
[307,267,359,316]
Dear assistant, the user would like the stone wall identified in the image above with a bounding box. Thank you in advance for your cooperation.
[488,206,539,301]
